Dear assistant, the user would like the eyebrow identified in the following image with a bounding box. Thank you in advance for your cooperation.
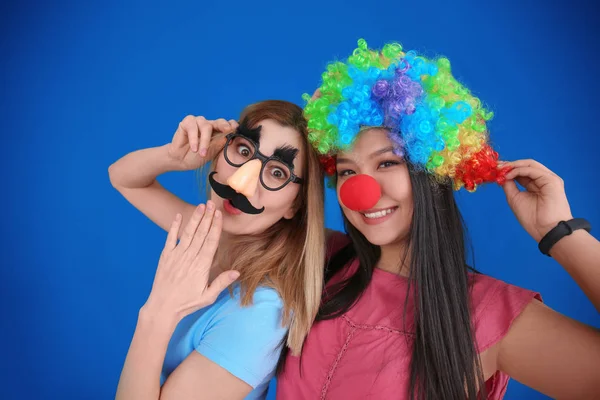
[273,145,299,167]
[236,121,262,144]
[336,146,395,164]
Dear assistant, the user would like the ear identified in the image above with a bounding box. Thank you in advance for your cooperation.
[283,205,298,220]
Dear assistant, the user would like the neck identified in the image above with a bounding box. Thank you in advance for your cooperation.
[376,238,410,277]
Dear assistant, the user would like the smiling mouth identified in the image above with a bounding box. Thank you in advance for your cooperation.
[361,207,398,219]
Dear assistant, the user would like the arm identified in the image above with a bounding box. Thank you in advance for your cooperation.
[108,116,236,232]
[161,352,251,400]
[547,230,600,312]
[502,159,600,312]
[117,309,251,400]
[108,144,197,232]
[161,294,287,400]
[116,203,241,400]
[493,159,600,397]
[497,299,600,399]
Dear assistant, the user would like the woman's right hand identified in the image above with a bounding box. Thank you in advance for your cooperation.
[168,115,239,170]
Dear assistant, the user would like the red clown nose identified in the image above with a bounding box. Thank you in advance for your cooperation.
[339,174,381,211]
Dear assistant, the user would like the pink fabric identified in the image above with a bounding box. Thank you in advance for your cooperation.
[277,232,541,399]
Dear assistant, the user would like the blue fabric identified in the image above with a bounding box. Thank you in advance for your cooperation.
[161,284,286,400]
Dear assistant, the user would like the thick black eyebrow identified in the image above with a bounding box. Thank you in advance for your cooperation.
[273,145,299,167]
[236,119,261,144]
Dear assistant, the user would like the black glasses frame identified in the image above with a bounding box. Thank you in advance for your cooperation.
[223,133,303,191]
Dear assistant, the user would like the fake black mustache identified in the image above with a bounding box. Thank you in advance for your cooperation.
[208,172,264,215]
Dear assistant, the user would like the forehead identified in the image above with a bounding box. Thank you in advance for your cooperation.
[337,128,392,158]
[249,119,305,175]
[252,119,302,153]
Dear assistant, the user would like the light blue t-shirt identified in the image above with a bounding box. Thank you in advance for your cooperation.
[160,284,287,399]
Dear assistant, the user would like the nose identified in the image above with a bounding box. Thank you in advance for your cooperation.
[227,159,262,198]
[339,174,382,211]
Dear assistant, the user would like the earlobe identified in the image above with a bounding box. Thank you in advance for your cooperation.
[283,208,297,220]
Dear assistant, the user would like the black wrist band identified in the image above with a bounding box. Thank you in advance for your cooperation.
[538,218,592,256]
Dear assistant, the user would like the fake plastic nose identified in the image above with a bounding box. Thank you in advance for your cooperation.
[227,159,262,198]
[339,174,382,211]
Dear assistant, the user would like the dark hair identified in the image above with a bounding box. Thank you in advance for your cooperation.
[277,162,486,399]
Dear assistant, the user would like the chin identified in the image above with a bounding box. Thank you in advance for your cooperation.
[349,217,406,247]
[221,215,272,236]
[361,230,403,246]
[221,217,250,235]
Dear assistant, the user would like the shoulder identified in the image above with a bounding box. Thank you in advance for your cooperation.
[468,273,542,353]
[214,284,284,322]
[248,285,284,306]
[194,285,287,389]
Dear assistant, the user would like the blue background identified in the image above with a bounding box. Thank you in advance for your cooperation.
[2,0,599,399]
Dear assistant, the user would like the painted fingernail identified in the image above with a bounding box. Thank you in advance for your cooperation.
[229,271,240,280]
[207,201,214,210]
[200,148,207,157]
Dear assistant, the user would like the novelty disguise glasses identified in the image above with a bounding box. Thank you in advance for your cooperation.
[223,131,303,192]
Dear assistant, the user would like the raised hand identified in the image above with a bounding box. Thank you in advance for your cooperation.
[501,159,573,242]
[168,116,239,170]
[144,201,240,321]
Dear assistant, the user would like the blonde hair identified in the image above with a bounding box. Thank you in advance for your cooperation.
[202,100,325,355]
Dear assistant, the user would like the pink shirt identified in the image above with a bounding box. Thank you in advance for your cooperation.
[277,232,541,399]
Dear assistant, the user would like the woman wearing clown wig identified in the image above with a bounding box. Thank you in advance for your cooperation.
[276,39,600,399]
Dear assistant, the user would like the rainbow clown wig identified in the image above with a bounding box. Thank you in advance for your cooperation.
[303,39,510,192]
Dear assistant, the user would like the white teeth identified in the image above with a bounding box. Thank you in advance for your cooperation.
[363,208,396,219]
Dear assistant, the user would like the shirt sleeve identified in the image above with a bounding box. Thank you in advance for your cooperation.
[194,289,287,388]
[470,274,543,353]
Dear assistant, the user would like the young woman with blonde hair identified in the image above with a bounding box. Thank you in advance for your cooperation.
[109,100,325,400]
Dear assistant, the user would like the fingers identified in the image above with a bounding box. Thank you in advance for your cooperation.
[501,179,520,202]
[165,213,182,251]
[202,118,238,157]
[207,136,228,160]
[179,115,200,154]
[194,207,222,265]
[501,159,553,175]
[504,166,558,196]
[179,204,206,249]
[197,116,213,157]
[172,126,186,149]
[214,118,234,133]
[505,166,551,184]
[514,176,535,192]
[204,270,240,304]
[178,115,237,158]
[311,88,322,100]
[187,200,217,256]
[175,115,197,150]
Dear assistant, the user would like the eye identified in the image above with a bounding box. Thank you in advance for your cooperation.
[379,160,400,169]
[237,145,251,158]
[271,167,288,180]
[337,169,355,177]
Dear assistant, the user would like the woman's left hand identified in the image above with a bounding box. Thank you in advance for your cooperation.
[501,159,573,242]
[143,201,240,322]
